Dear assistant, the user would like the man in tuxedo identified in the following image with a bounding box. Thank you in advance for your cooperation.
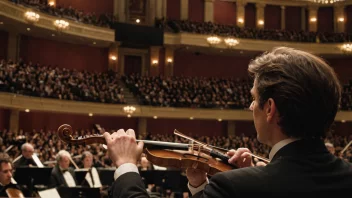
[48,150,77,188]
[103,47,352,197]
[13,143,36,168]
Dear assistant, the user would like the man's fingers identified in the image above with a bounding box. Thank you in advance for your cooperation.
[137,141,144,153]
[126,129,136,138]
[103,132,112,145]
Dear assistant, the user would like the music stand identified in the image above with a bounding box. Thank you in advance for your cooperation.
[140,170,183,196]
[14,167,53,194]
[97,168,115,186]
[74,169,89,186]
[57,186,100,198]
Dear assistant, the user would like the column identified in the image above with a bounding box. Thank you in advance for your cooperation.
[334,5,345,33]
[9,109,19,133]
[180,0,189,20]
[308,6,318,32]
[301,7,306,31]
[256,3,265,29]
[155,0,163,19]
[149,46,160,76]
[162,0,167,18]
[236,0,246,28]
[227,121,236,137]
[149,0,156,25]
[165,47,175,77]
[7,32,20,62]
[114,0,126,22]
[108,42,119,72]
[138,118,147,138]
[281,6,285,30]
[117,45,124,75]
[204,0,214,22]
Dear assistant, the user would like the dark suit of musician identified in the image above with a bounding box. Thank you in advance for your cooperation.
[49,165,77,188]
[13,156,36,168]
[110,139,352,198]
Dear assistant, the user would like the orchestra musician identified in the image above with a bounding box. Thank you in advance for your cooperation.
[13,143,37,168]
[81,151,102,188]
[0,153,28,197]
[48,150,77,188]
[102,47,352,197]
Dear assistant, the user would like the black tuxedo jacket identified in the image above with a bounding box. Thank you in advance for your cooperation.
[48,165,77,188]
[13,156,36,168]
[111,139,352,198]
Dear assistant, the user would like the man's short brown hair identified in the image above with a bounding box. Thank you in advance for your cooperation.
[0,153,12,170]
[248,47,341,139]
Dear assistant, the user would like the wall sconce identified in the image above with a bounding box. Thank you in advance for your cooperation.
[136,19,140,23]
[24,11,40,24]
[111,55,117,61]
[238,18,244,24]
[167,58,173,63]
[25,109,30,113]
[338,17,344,22]
[310,17,317,22]
[54,19,69,31]
[206,36,221,46]
[48,1,55,6]
[258,20,264,25]
[88,113,93,117]
[152,59,158,66]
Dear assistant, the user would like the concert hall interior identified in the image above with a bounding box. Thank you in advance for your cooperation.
[0,0,351,197]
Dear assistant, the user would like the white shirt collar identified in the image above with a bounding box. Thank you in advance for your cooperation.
[269,138,300,161]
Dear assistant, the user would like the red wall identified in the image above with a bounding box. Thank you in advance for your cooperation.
[0,31,8,60]
[327,57,352,84]
[285,6,301,31]
[20,36,108,72]
[147,118,227,137]
[235,121,256,136]
[189,0,204,22]
[0,109,10,130]
[56,0,113,15]
[318,7,334,33]
[167,0,180,20]
[214,0,236,25]
[173,51,251,78]
[346,5,352,33]
[245,3,256,28]
[19,111,138,132]
[264,5,281,30]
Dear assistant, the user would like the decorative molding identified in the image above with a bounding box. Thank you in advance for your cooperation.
[0,1,115,43]
[164,33,347,55]
[231,0,352,7]
[0,93,350,121]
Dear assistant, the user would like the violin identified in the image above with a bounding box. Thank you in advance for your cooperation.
[57,124,240,176]
[5,187,24,198]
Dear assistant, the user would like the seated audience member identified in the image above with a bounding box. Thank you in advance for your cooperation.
[13,143,37,168]
[49,150,77,188]
[81,151,102,188]
[0,153,28,197]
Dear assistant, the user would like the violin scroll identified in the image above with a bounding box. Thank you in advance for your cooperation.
[57,124,106,145]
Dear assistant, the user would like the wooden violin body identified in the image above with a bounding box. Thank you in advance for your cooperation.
[6,187,24,198]
[57,124,234,175]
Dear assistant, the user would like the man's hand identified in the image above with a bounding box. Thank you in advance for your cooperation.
[103,129,144,167]
[227,148,254,168]
[186,168,207,187]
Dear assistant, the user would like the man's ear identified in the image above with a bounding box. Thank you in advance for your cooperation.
[266,98,276,122]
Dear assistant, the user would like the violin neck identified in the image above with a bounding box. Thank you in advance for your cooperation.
[138,140,190,150]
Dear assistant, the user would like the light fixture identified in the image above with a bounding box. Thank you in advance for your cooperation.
[311,0,344,4]
[25,109,30,113]
[218,118,222,122]
[338,17,344,22]
[123,106,136,115]
[167,58,173,63]
[136,19,140,23]
[24,11,40,23]
[341,120,346,123]
[310,17,317,22]
[54,19,69,31]
[127,114,132,118]
[88,113,93,117]
[52,33,55,37]
[27,28,31,31]
[238,18,244,24]
[111,56,117,61]
[48,1,55,6]
[153,116,158,119]
[152,59,158,65]
[224,37,239,48]
[206,36,221,46]
[93,42,96,45]
[341,43,352,54]
[190,117,194,120]
[258,20,264,25]
[0,22,3,25]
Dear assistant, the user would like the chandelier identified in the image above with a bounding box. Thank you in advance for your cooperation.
[341,43,352,54]
[224,38,239,48]
[123,106,136,116]
[54,20,69,31]
[206,36,221,46]
[311,0,344,4]
[24,11,40,23]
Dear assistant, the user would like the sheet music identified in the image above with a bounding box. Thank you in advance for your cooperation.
[63,171,76,187]
[38,188,61,198]
[32,153,44,167]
